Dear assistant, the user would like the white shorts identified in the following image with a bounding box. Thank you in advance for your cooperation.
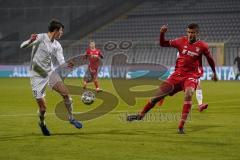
[198,79,201,84]
[30,70,62,99]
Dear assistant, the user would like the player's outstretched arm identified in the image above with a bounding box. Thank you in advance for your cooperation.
[159,25,170,47]
[204,48,218,81]
[54,45,65,65]
[20,34,38,49]
[211,72,218,81]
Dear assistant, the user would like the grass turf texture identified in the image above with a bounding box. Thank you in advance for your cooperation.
[0,78,240,160]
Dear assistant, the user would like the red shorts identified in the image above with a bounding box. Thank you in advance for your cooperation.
[160,73,199,96]
[84,66,98,82]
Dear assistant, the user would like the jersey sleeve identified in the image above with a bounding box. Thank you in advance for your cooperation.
[169,37,181,48]
[202,43,211,56]
[202,43,216,73]
[159,32,170,47]
[20,34,42,48]
[54,43,65,65]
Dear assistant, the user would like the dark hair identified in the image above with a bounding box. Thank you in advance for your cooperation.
[188,23,199,31]
[48,19,64,32]
[89,40,95,43]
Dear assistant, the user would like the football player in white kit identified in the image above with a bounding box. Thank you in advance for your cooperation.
[20,20,82,136]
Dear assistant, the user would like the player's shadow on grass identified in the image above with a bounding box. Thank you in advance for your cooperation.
[0,125,222,141]
[0,133,51,141]
[52,130,138,136]
[0,132,87,140]
[0,130,139,140]
[51,129,149,137]
[50,124,221,136]
[188,124,222,133]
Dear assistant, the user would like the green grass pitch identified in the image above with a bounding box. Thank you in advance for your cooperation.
[0,78,240,160]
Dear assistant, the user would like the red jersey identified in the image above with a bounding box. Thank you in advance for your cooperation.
[86,48,103,71]
[176,51,203,77]
[168,36,211,78]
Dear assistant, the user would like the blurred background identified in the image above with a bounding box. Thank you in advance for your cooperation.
[0,0,239,79]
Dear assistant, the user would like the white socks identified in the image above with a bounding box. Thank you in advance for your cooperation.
[64,97,74,120]
[196,89,203,105]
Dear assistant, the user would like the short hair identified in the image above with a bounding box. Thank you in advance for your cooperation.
[48,19,64,32]
[188,23,199,31]
[89,40,95,44]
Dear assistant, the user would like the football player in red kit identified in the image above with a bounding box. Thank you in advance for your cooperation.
[127,23,218,134]
[83,40,103,92]
[158,52,208,112]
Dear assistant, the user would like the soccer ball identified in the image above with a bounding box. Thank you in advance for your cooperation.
[81,91,95,105]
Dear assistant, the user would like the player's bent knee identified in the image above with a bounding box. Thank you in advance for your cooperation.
[58,87,69,97]
[151,96,164,105]
[185,88,194,99]
[60,91,69,97]
[52,81,69,96]
[36,98,47,110]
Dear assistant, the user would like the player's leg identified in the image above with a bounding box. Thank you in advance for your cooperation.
[235,74,238,80]
[195,80,203,105]
[30,76,50,136]
[196,80,208,112]
[158,98,165,106]
[127,97,166,121]
[83,67,92,89]
[178,78,198,134]
[127,80,174,121]
[178,86,194,134]
[89,67,102,92]
[234,66,239,80]
[83,72,89,89]
[36,98,46,123]
[235,69,240,80]
[236,74,240,80]
[139,83,173,117]
[52,81,82,129]
[83,79,87,89]
[36,98,51,136]
[93,76,102,92]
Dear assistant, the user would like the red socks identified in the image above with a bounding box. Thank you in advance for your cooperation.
[94,80,99,89]
[140,101,155,117]
[178,101,192,129]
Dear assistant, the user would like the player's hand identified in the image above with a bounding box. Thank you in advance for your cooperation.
[30,33,37,42]
[212,73,218,81]
[83,54,89,60]
[91,55,100,59]
[160,25,168,33]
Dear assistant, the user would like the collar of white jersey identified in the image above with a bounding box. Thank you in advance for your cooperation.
[45,33,55,43]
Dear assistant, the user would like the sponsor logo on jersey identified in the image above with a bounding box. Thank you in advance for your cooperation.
[182,49,198,57]
[196,47,200,52]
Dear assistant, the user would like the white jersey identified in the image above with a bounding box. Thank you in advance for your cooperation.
[20,33,65,77]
